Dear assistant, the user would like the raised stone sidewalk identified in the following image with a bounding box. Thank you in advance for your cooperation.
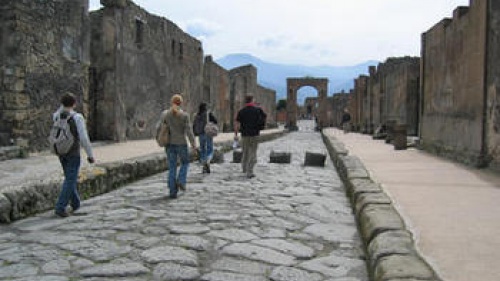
[0,129,286,223]
[321,131,441,281]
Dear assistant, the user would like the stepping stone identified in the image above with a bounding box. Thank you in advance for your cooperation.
[304,152,326,167]
[232,149,242,163]
[270,151,291,164]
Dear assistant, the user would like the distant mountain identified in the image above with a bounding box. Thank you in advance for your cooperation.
[216,53,379,104]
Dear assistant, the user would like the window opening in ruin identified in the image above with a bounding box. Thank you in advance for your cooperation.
[179,42,184,59]
[171,40,175,56]
[135,19,144,49]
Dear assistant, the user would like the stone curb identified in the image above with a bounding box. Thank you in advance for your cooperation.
[321,132,442,281]
[0,131,287,223]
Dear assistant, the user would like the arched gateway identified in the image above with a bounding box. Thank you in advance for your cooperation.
[286,77,328,130]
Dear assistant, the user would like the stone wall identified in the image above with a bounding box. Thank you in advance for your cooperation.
[203,56,231,132]
[255,85,277,126]
[381,57,420,136]
[229,65,258,129]
[89,0,203,141]
[351,76,368,132]
[486,0,500,169]
[330,92,349,127]
[0,0,90,151]
[368,65,383,131]
[420,1,487,166]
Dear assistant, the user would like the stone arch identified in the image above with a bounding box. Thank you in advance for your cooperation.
[286,77,328,130]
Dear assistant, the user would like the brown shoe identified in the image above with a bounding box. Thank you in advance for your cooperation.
[177,182,186,191]
[55,210,69,218]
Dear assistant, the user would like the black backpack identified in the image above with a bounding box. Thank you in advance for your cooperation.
[192,113,205,136]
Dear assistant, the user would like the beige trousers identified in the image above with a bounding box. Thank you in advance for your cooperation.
[241,136,258,176]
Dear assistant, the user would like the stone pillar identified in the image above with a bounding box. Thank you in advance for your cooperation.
[385,120,397,144]
[393,124,407,150]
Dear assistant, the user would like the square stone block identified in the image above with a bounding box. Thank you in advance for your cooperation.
[304,152,326,167]
[232,150,242,163]
[270,151,291,164]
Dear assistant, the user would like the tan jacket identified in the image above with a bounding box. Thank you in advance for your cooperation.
[160,109,195,146]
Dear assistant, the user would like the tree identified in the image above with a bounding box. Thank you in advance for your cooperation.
[276,99,287,111]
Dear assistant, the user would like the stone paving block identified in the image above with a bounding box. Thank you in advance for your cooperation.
[354,192,393,216]
[347,178,383,204]
[270,151,291,164]
[211,149,225,163]
[233,149,242,163]
[367,230,416,269]
[359,204,406,244]
[374,254,438,281]
[0,193,12,223]
[304,152,326,167]
[341,156,370,180]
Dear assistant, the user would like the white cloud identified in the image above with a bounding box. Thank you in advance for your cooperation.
[89,0,471,66]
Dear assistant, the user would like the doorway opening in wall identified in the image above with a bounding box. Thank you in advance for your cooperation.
[297,86,318,120]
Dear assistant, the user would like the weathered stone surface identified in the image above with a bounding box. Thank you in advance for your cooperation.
[251,238,315,259]
[270,151,291,164]
[354,192,392,216]
[201,271,268,281]
[0,193,12,223]
[347,178,383,204]
[141,246,198,266]
[269,266,323,281]
[341,156,370,180]
[80,262,149,277]
[233,149,243,163]
[222,243,296,266]
[153,263,200,281]
[299,254,367,278]
[0,263,38,278]
[210,257,272,275]
[41,259,71,274]
[171,235,211,251]
[303,223,357,243]
[368,230,416,268]
[208,228,259,242]
[168,224,211,235]
[359,204,405,244]
[374,254,437,281]
[58,240,132,262]
[304,152,326,167]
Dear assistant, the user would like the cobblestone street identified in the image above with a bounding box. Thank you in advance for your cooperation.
[0,122,368,281]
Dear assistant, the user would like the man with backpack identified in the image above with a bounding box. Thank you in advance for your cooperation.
[234,95,267,179]
[51,93,95,217]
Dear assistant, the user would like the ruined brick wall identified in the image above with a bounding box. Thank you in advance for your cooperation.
[486,0,500,169]
[256,85,277,126]
[382,57,420,136]
[203,56,230,132]
[230,65,257,129]
[331,92,349,127]
[420,1,487,166]
[368,65,383,130]
[89,0,203,141]
[0,0,90,151]
[356,76,369,132]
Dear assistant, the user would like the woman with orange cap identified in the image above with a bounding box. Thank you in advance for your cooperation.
[162,94,197,199]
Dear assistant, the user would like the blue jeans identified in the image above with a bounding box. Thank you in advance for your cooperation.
[199,133,213,163]
[167,144,189,196]
[55,155,81,213]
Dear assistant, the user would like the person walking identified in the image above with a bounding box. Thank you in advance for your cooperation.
[234,95,267,179]
[53,93,95,218]
[193,103,218,174]
[160,94,197,199]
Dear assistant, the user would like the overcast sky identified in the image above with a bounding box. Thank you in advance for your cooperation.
[89,0,470,66]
